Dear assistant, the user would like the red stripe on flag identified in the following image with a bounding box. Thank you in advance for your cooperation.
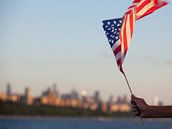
[130,11,134,38]
[133,0,141,3]
[122,16,128,54]
[137,1,168,19]
[136,0,151,13]
[128,5,135,9]
[113,45,121,55]
[117,58,121,66]
[154,0,158,4]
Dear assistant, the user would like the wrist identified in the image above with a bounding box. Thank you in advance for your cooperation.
[141,105,152,118]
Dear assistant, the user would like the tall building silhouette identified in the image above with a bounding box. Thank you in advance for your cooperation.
[108,95,115,104]
[94,91,101,104]
[25,87,29,96]
[6,83,11,96]
[52,83,59,97]
[152,96,159,106]
[71,88,79,99]
[21,87,33,105]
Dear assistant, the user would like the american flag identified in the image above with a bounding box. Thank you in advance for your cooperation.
[133,0,168,20]
[103,0,168,73]
[103,18,124,72]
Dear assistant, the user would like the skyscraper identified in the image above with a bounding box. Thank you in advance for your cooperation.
[21,87,33,105]
[152,96,159,106]
[71,88,79,99]
[94,91,101,104]
[52,83,59,97]
[6,83,11,96]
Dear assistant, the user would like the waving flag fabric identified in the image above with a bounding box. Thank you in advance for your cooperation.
[134,0,168,20]
[103,0,168,73]
[103,18,123,71]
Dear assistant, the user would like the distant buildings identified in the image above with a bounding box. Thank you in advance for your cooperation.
[20,87,33,105]
[0,83,21,103]
[152,95,159,106]
[0,92,7,101]
[39,87,61,106]
[6,83,11,96]
[3,83,167,113]
[152,95,163,106]
[107,95,130,112]
[93,91,101,104]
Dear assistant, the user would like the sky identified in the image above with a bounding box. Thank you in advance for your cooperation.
[0,0,172,104]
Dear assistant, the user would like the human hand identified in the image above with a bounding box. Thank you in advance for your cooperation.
[131,95,149,117]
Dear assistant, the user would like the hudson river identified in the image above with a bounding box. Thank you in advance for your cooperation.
[0,117,172,129]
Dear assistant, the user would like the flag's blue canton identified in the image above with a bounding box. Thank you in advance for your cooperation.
[102,18,122,47]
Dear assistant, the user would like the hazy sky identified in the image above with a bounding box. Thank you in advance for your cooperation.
[0,0,172,104]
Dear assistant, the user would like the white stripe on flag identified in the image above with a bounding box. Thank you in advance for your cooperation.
[137,1,155,17]
[112,39,120,52]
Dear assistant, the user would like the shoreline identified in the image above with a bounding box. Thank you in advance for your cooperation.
[0,115,172,122]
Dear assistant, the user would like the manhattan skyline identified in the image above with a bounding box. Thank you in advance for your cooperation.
[0,0,172,104]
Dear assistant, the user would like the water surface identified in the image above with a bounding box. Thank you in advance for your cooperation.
[0,117,172,129]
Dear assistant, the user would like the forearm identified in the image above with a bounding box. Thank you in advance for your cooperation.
[143,106,172,118]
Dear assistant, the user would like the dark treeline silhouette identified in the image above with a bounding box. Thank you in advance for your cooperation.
[0,101,132,117]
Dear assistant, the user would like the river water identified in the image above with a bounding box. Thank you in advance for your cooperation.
[0,117,172,129]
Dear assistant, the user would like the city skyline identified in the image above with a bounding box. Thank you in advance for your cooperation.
[0,82,133,113]
[1,82,130,102]
[0,82,163,106]
[0,1,172,105]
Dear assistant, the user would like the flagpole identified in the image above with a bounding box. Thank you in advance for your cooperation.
[122,71,144,126]
[122,71,133,95]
